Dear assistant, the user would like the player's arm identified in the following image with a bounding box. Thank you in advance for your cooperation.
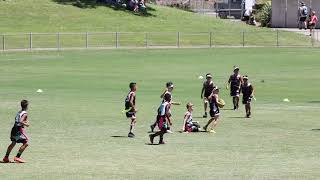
[201,83,205,99]
[129,93,136,112]
[226,76,231,89]
[171,101,181,105]
[166,105,172,126]
[250,85,255,97]
[160,88,168,98]
[182,114,188,131]
[20,114,29,127]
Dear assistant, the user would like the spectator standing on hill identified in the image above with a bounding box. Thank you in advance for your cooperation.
[298,2,308,30]
[309,11,318,36]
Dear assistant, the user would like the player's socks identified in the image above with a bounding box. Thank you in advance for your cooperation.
[203,112,207,118]
[149,134,154,144]
[16,153,21,158]
[150,125,155,132]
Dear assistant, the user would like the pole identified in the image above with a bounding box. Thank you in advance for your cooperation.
[242,31,245,47]
[86,32,89,48]
[276,29,279,47]
[115,32,119,48]
[29,32,32,50]
[57,32,60,50]
[209,32,212,48]
[177,32,180,48]
[2,34,5,51]
[145,32,148,48]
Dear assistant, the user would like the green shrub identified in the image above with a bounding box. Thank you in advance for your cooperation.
[256,1,272,27]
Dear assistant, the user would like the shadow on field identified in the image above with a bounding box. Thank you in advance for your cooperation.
[52,0,156,17]
[110,135,127,138]
[311,129,320,131]
[0,161,15,163]
[221,108,236,111]
[229,116,245,119]
[145,143,160,146]
[307,101,320,103]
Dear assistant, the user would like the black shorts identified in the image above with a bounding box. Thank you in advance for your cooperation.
[300,17,307,22]
[242,96,252,104]
[210,109,220,117]
[309,23,316,29]
[10,126,28,144]
[230,86,240,97]
[126,111,136,119]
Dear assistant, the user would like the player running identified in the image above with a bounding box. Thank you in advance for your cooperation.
[3,100,30,163]
[150,82,180,132]
[227,66,243,110]
[201,73,215,118]
[203,87,222,133]
[125,82,138,138]
[149,93,172,144]
[240,76,254,118]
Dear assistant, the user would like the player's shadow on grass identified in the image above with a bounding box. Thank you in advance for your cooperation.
[145,143,160,146]
[311,129,320,131]
[228,116,246,119]
[307,101,320,103]
[110,135,127,138]
[0,161,15,163]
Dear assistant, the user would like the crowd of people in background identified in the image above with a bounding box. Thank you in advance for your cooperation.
[298,2,318,36]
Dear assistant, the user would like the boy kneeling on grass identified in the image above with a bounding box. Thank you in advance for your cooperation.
[3,100,30,163]
[149,93,172,144]
[181,102,200,133]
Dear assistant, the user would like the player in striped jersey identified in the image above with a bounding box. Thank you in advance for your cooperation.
[182,102,200,132]
[125,82,138,138]
[3,100,30,163]
[149,93,172,144]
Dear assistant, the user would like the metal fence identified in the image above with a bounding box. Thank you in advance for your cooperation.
[0,31,319,51]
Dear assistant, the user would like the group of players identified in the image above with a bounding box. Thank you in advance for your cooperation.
[124,66,255,144]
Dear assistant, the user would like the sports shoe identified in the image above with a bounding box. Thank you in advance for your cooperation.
[149,135,154,144]
[166,129,173,133]
[159,141,166,144]
[14,157,26,163]
[150,125,155,132]
[128,132,135,138]
[203,112,207,118]
[208,129,216,133]
[2,156,10,163]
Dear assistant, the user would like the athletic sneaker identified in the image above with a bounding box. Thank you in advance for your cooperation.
[14,157,26,163]
[159,141,166,144]
[208,129,216,133]
[150,125,155,132]
[149,135,154,144]
[166,129,173,134]
[128,132,135,138]
[203,112,207,118]
[2,156,10,163]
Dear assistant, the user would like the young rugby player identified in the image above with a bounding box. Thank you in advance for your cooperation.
[150,82,180,132]
[149,93,172,144]
[125,82,138,138]
[201,73,215,118]
[3,100,30,163]
[182,102,200,132]
[227,67,243,110]
[203,87,221,133]
[241,76,254,118]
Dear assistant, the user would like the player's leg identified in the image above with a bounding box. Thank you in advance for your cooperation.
[159,131,165,144]
[128,116,136,137]
[14,142,29,163]
[203,98,208,118]
[3,141,16,162]
[203,117,214,131]
[246,103,251,118]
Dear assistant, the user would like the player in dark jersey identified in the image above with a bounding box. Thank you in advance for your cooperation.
[149,93,172,144]
[227,67,243,110]
[125,82,137,138]
[203,87,221,133]
[201,73,215,118]
[3,100,30,163]
[150,82,180,132]
[240,76,254,118]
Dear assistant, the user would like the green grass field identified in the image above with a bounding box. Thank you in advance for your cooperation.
[0,48,320,179]
[0,0,316,49]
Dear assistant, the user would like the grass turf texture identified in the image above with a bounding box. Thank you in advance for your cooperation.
[0,48,320,179]
[0,0,316,49]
